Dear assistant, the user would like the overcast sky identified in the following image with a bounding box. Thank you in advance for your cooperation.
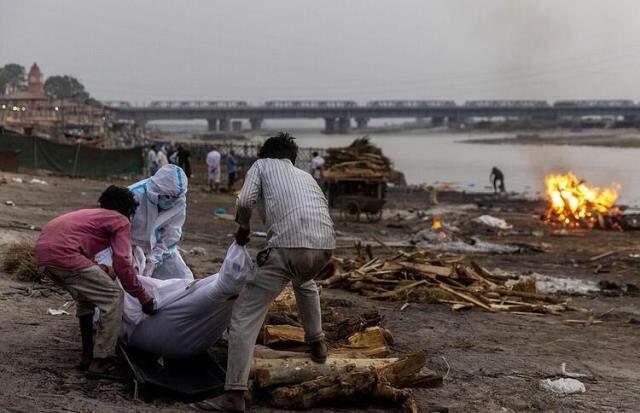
[2,0,640,103]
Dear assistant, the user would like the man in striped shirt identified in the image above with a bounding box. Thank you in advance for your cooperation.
[200,133,335,412]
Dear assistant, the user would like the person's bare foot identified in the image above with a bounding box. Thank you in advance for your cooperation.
[195,391,245,412]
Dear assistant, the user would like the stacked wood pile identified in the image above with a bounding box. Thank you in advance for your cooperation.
[250,289,443,412]
[324,137,393,181]
[319,251,579,315]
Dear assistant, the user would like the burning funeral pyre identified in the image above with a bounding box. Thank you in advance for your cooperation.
[543,172,622,229]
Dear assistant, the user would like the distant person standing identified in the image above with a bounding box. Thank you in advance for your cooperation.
[226,150,238,191]
[310,151,325,182]
[206,146,221,192]
[156,147,169,168]
[148,146,159,176]
[176,145,192,179]
[490,166,505,193]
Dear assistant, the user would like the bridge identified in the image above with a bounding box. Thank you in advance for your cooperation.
[103,99,640,134]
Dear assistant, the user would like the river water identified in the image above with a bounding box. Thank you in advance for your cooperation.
[280,131,640,206]
[155,121,640,205]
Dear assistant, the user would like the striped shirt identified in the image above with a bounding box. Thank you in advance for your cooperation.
[236,158,335,250]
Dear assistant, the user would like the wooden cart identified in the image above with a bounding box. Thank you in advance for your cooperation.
[325,177,386,222]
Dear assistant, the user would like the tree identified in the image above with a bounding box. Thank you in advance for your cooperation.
[0,63,26,94]
[44,75,91,102]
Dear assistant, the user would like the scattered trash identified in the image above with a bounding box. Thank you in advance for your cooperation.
[507,273,601,295]
[540,378,586,395]
[411,229,520,254]
[561,363,590,379]
[47,308,69,316]
[11,177,23,184]
[29,178,48,185]
[215,207,227,214]
[5,200,15,206]
[473,215,513,229]
[252,231,267,238]
[188,247,207,256]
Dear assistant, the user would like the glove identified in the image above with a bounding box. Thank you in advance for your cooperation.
[235,226,251,246]
[141,298,157,315]
[143,259,156,277]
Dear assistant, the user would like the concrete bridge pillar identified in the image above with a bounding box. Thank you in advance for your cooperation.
[207,118,219,131]
[337,117,351,134]
[249,118,263,131]
[324,117,337,134]
[219,118,231,132]
[355,117,369,129]
[431,116,445,127]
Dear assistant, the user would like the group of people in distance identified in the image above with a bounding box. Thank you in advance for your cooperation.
[36,132,335,412]
[148,143,192,179]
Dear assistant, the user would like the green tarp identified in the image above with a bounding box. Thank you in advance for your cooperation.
[0,130,143,178]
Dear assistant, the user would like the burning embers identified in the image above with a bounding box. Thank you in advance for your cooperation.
[543,172,621,229]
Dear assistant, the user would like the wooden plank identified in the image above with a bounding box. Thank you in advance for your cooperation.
[437,283,495,312]
[371,280,428,299]
[398,261,452,277]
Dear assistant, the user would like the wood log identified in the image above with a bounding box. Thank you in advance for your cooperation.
[394,368,443,389]
[268,355,423,413]
[253,345,307,359]
[252,357,398,388]
[329,326,391,358]
[263,325,305,346]
[399,261,452,277]
[371,280,428,299]
[436,283,495,312]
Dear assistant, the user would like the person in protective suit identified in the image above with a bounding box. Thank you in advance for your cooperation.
[129,164,194,280]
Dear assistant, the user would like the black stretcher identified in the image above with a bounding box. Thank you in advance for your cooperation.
[118,343,226,400]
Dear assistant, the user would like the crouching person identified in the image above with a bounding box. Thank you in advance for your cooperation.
[35,186,156,377]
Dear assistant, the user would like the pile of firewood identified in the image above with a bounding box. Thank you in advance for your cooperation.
[320,251,577,315]
[249,290,442,412]
[324,137,393,181]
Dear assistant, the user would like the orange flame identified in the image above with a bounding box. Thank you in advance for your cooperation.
[432,217,442,230]
[544,172,620,228]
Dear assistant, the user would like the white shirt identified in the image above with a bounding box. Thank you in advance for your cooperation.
[156,151,169,168]
[311,156,325,180]
[236,158,335,250]
[206,150,221,169]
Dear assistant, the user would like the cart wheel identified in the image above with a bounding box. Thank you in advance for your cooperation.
[345,202,361,222]
[366,210,382,222]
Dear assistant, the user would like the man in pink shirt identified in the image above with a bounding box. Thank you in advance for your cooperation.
[36,186,155,376]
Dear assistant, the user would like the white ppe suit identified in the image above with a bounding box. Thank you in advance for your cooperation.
[129,164,193,281]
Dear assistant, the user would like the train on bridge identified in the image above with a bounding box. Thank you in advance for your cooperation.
[101,99,640,109]
[102,99,640,134]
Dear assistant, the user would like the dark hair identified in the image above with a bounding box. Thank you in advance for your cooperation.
[258,132,298,164]
[312,151,319,157]
[99,185,138,219]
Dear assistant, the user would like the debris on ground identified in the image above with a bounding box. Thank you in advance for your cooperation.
[5,201,15,206]
[507,273,601,295]
[320,250,579,314]
[188,247,207,256]
[1,241,42,282]
[411,228,521,254]
[473,214,513,229]
[540,378,586,395]
[47,308,69,316]
[29,178,48,185]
